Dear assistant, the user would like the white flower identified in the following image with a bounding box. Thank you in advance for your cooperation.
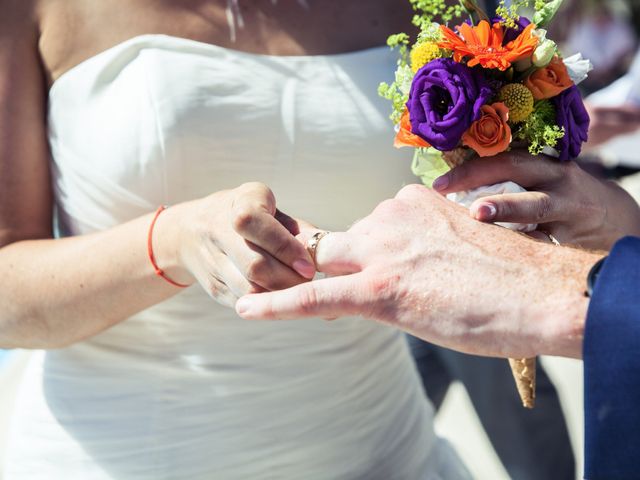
[534,28,549,43]
[531,29,557,68]
[563,53,594,85]
[533,40,557,67]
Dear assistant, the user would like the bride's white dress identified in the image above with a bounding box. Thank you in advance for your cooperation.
[3,35,470,480]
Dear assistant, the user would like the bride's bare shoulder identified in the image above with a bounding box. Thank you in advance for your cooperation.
[33,0,87,85]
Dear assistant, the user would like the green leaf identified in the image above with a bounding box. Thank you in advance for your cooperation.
[411,148,450,187]
[533,0,564,27]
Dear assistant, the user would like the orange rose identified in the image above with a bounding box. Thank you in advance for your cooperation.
[462,103,511,157]
[394,110,430,149]
[524,56,573,100]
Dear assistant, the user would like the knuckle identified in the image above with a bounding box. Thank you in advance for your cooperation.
[271,236,293,260]
[240,181,266,192]
[448,163,468,185]
[231,206,257,232]
[397,183,427,199]
[575,198,604,222]
[395,185,431,207]
[241,182,275,203]
[535,195,554,222]
[205,276,224,298]
[495,200,514,219]
[296,285,319,315]
[557,161,579,183]
[373,199,401,217]
[364,274,400,320]
[369,275,393,297]
[562,160,580,175]
[246,256,269,282]
[247,283,265,295]
[508,151,529,168]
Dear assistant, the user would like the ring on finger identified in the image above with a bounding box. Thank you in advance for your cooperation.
[306,230,331,267]
[538,230,560,246]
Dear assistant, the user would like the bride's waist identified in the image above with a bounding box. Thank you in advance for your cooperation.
[70,295,390,356]
[17,326,420,426]
[39,308,406,381]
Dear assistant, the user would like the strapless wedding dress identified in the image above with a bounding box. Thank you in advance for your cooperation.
[3,35,470,480]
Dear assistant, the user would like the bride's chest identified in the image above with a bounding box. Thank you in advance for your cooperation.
[47,40,416,230]
[37,0,414,86]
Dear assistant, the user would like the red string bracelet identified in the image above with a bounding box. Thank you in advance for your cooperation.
[147,205,190,288]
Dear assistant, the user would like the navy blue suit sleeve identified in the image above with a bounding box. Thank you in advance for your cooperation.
[584,237,640,479]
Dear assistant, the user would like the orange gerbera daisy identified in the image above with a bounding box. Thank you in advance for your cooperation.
[439,21,538,71]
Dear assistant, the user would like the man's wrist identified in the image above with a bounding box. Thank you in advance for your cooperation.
[536,248,605,359]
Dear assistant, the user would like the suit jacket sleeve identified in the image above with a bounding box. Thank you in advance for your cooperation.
[584,236,640,479]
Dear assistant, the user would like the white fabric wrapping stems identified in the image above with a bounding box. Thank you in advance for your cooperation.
[447,181,538,233]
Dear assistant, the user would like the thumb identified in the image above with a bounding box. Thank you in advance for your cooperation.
[235,273,371,320]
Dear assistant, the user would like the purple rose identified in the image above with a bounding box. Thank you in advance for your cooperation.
[493,16,532,44]
[553,85,590,161]
[407,58,494,151]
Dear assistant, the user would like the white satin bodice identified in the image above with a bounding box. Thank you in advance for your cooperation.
[4,35,468,480]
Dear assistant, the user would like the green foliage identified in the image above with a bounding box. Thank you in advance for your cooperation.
[411,148,450,187]
[387,33,411,65]
[495,0,565,28]
[417,22,445,43]
[378,0,459,124]
[515,100,565,155]
[378,64,414,124]
[409,0,464,30]
[495,0,530,28]
[378,34,412,124]
[532,0,565,28]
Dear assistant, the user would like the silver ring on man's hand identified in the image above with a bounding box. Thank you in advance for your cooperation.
[539,230,561,246]
[306,231,331,267]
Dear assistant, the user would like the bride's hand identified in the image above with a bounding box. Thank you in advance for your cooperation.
[167,182,316,306]
[432,150,640,250]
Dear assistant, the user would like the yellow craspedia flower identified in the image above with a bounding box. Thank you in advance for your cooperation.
[498,83,535,123]
[410,42,442,73]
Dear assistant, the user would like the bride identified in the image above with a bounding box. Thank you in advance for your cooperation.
[0,0,470,478]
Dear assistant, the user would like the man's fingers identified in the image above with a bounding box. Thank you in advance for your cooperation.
[235,273,371,320]
[469,191,562,224]
[432,152,565,194]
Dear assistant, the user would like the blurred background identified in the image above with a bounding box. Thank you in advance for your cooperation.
[2,0,640,478]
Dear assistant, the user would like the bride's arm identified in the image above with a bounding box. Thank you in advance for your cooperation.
[0,5,315,350]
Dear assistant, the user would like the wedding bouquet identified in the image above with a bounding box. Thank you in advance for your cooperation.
[379,0,592,408]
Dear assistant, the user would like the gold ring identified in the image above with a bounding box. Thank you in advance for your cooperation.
[306,231,331,267]
[539,230,560,246]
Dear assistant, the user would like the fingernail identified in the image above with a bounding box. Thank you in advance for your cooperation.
[474,203,497,221]
[293,260,316,279]
[432,175,449,191]
[236,298,252,317]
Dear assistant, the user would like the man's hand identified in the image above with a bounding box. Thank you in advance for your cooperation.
[236,185,601,359]
[431,150,640,250]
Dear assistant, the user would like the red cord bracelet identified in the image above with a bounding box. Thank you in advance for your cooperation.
[147,206,190,288]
